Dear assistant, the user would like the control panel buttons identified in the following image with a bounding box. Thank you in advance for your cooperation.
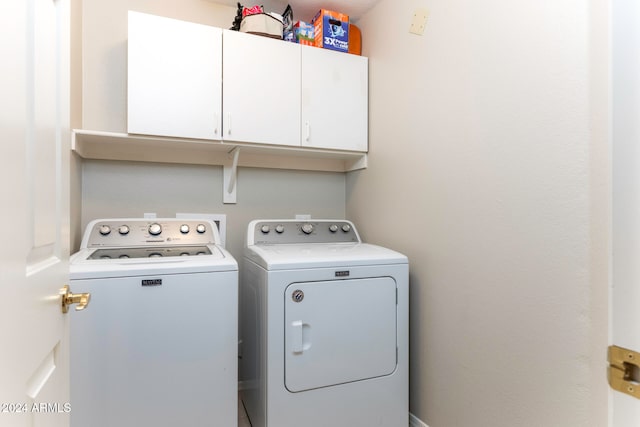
[251,220,360,244]
[86,219,219,249]
[148,223,162,236]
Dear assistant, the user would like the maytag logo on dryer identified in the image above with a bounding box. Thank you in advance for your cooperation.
[141,279,162,287]
[335,270,350,277]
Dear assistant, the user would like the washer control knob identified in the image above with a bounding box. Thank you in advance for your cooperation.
[301,223,314,234]
[99,225,111,236]
[341,224,352,233]
[329,224,339,233]
[261,225,271,234]
[180,224,190,234]
[118,225,130,235]
[148,223,162,236]
[196,224,206,234]
[275,224,285,234]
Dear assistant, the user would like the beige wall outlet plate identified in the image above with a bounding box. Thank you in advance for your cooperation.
[409,8,429,35]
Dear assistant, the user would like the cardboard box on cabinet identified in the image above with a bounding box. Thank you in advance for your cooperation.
[312,9,349,52]
[240,13,284,39]
[294,21,314,45]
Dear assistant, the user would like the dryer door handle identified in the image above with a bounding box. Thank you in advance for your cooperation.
[291,320,304,353]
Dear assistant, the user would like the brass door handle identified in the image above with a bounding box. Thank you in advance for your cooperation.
[60,285,91,313]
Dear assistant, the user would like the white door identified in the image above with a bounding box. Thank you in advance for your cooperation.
[0,1,72,426]
[284,277,397,392]
[612,0,640,424]
[301,46,368,152]
[222,30,301,146]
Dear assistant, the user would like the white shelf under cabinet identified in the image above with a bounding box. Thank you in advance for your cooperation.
[71,130,368,173]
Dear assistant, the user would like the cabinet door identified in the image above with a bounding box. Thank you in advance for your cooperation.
[128,12,222,140]
[223,30,301,146]
[301,47,368,152]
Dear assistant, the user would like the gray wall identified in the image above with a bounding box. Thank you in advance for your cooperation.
[80,160,345,259]
[347,0,610,426]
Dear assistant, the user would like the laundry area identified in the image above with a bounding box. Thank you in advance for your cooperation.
[2,0,629,426]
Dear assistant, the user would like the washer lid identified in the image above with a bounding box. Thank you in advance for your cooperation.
[245,243,407,270]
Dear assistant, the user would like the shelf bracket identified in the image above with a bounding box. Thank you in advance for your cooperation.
[223,147,240,204]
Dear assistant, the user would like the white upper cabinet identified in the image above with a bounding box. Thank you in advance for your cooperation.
[222,30,301,147]
[128,12,222,140]
[301,46,368,152]
[126,12,367,153]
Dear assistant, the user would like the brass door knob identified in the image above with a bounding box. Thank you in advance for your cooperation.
[60,285,91,313]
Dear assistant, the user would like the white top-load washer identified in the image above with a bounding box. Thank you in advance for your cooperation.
[240,219,408,427]
[70,218,238,427]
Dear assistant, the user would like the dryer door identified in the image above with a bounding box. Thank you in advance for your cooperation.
[284,277,397,392]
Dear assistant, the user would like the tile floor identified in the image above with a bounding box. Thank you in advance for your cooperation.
[238,395,251,427]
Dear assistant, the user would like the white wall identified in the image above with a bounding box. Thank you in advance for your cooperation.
[612,0,640,423]
[76,0,611,424]
[348,0,609,425]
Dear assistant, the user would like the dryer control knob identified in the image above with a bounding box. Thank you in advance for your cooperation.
[196,224,206,234]
[118,225,130,235]
[180,224,190,234]
[329,224,339,233]
[261,225,270,234]
[275,224,285,234]
[341,224,351,233]
[301,223,314,234]
[148,223,162,236]
[99,225,111,236]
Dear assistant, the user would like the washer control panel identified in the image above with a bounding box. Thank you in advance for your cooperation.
[83,219,218,248]
[252,220,360,245]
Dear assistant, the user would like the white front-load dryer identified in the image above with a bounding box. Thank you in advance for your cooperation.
[239,219,409,427]
[70,218,238,427]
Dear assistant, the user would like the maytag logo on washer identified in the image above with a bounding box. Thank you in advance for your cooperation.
[335,270,350,277]
[141,279,162,286]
